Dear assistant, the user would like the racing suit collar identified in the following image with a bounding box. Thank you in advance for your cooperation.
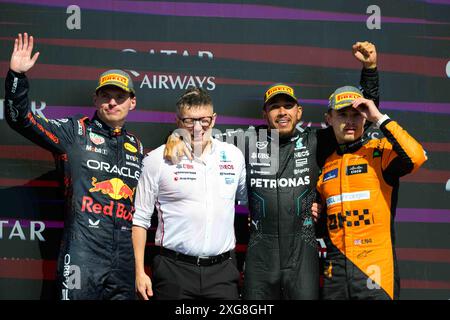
[337,132,370,155]
[275,126,303,146]
[92,112,126,137]
[280,132,300,145]
[255,125,301,144]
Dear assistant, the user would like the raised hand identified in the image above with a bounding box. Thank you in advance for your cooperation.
[163,131,193,164]
[352,41,377,69]
[352,97,383,123]
[10,33,40,73]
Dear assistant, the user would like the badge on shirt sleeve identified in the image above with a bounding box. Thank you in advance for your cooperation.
[323,168,338,182]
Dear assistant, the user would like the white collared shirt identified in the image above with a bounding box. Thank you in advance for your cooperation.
[133,138,247,256]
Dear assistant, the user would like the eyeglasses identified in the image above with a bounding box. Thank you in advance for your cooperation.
[179,116,214,128]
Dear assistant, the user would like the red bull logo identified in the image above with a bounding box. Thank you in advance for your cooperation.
[89,177,135,202]
[81,196,134,221]
[118,184,135,202]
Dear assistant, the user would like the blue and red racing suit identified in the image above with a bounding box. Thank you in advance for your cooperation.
[4,70,144,300]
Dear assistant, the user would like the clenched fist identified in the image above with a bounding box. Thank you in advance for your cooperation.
[352,41,377,69]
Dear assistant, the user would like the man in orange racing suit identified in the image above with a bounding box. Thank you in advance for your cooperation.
[316,86,427,300]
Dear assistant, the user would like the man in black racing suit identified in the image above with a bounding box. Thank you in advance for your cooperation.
[242,41,380,299]
[4,33,143,299]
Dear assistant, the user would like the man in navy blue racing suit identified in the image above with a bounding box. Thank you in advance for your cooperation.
[4,33,144,299]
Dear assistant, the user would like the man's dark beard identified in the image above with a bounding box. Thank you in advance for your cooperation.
[276,124,297,139]
[278,129,295,138]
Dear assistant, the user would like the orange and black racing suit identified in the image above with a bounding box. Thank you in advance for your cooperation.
[316,117,427,299]
[4,70,144,300]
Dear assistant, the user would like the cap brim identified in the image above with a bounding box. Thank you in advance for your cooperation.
[264,93,298,106]
[95,83,134,94]
[331,102,354,110]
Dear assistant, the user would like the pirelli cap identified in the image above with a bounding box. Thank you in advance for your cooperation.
[328,86,363,110]
[96,69,135,95]
[263,83,298,106]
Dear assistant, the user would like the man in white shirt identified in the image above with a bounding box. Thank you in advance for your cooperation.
[132,87,247,300]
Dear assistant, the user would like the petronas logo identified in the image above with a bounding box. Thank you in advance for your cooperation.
[295,137,305,150]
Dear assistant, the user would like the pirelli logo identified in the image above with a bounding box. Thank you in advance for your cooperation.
[265,85,294,101]
[100,74,129,86]
[335,92,362,102]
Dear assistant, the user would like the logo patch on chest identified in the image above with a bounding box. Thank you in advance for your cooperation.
[225,177,235,184]
[346,164,368,176]
[89,132,105,145]
[124,142,137,153]
[373,149,382,158]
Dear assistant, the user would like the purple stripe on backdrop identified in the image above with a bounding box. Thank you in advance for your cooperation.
[2,219,63,229]
[396,209,450,223]
[378,101,450,114]
[44,106,268,126]
[2,208,449,228]
[44,99,450,125]
[235,205,248,214]
[0,0,447,25]
[300,99,450,115]
[237,206,450,223]
[422,0,450,4]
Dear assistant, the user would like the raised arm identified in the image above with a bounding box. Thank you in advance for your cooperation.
[353,41,379,107]
[352,97,427,178]
[5,33,75,153]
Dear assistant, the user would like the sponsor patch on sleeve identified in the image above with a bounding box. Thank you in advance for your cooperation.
[323,168,338,182]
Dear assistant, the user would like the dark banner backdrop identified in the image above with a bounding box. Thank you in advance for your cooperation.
[0,0,448,300]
